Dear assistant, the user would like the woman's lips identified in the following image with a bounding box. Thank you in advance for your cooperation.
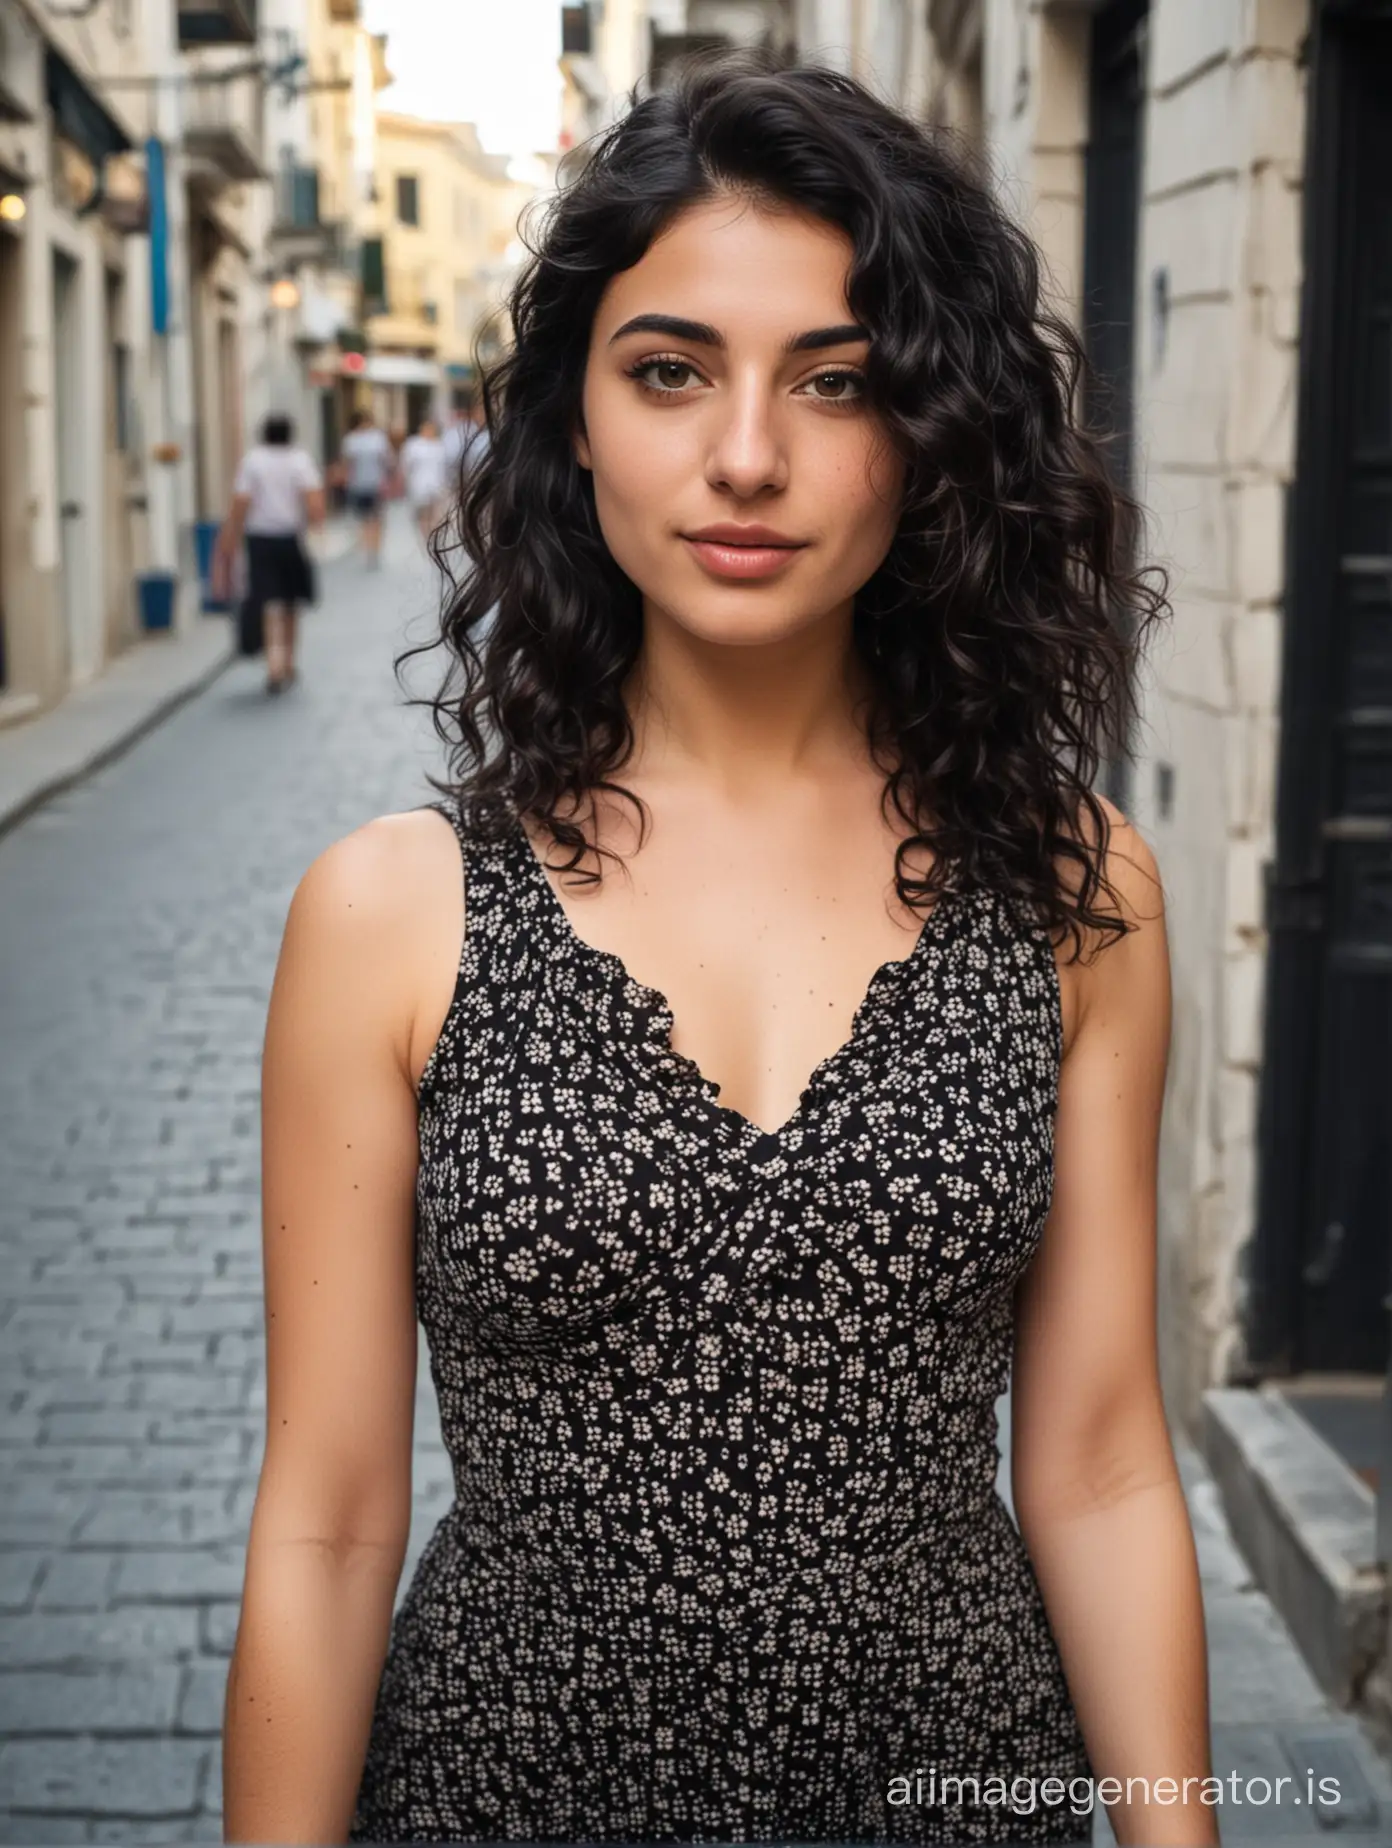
[682,536,807,580]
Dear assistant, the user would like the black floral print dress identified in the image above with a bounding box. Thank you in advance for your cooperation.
[348,809,1093,1844]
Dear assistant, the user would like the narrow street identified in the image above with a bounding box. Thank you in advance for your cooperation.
[0,518,454,1843]
[0,513,1389,1843]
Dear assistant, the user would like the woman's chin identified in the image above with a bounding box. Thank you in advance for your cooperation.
[649,598,845,653]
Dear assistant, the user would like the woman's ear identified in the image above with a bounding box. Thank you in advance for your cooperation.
[573,420,592,472]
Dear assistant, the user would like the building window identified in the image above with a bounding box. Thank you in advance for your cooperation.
[396,172,420,226]
[360,236,386,313]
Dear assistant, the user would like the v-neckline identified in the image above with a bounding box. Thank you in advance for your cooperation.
[509,815,964,1147]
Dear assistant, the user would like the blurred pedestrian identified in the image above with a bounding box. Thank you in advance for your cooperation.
[461,389,490,479]
[211,413,323,696]
[339,410,394,569]
[399,417,448,545]
[443,387,490,489]
[441,406,470,475]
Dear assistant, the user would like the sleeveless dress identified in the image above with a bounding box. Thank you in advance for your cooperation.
[348,809,1093,1844]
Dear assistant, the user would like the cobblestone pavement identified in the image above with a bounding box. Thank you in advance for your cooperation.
[1,512,1390,1844]
[0,517,453,1843]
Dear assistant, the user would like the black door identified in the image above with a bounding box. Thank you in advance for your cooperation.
[1079,0,1147,802]
[1080,0,1147,498]
[1253,7,1392,1374]
[406,383,433,435]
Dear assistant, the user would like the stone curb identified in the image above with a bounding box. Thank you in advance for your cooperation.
[0,628,234,844]
[0,523,358,844]
[1204,1385,1387,1709]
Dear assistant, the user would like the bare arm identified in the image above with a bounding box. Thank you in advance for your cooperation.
[1011,811,1216,1847]
[304,486,327,529]
[218,490,252,556]
[212,491,252,598]
[223,812,463,1845]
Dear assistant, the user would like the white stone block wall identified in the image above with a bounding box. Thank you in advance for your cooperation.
[1129,0,1308,1422]
[975,2,1090,330]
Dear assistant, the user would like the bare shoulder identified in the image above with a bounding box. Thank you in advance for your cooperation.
[1089,794,1165,930]
[277,807,465,1083]
[289,806,462,936]
[1055,795,1169,1051]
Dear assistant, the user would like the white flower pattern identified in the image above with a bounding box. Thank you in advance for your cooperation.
[348,807,1092,1844]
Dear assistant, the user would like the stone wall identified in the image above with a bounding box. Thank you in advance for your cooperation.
[1127,0,1307,1425]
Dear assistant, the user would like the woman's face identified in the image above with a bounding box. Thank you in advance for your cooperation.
[575,195,905,650]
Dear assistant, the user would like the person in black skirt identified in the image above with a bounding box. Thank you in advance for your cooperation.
[213,413,325,693]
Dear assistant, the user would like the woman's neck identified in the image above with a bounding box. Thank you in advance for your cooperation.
[625,600,870,796]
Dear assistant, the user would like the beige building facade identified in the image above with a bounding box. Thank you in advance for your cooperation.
[364,110,532,431]
[0,0,150,716]
[257,0,386,464]
[0,0,271,721]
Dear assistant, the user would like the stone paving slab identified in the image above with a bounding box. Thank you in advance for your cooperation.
[0,510,1389,1843]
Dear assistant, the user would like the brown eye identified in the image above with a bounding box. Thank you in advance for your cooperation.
[808,371,864,403]
[630,358,701,393]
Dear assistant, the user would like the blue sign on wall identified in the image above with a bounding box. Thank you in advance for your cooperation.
[147,136,169,335]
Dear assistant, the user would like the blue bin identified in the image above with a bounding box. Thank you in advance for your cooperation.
[137,570,177,632]
[194,519,229,611]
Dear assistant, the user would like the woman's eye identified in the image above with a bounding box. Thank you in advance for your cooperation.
[806,371,864,402]
[628,360,865,401]
[634,359,699,393]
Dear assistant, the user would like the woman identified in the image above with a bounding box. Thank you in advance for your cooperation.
[213,413,323,694]
[224,53,1215,1848]
[399,416,449,545]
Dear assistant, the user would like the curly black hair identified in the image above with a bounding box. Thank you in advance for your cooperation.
[417,47,1168,956]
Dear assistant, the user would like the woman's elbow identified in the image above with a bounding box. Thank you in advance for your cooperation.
[1012,1393,1178,1528]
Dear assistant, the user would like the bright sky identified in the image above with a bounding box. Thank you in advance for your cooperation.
[361,0,564,159]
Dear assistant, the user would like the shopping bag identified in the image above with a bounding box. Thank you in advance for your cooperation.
[237,594,264,657]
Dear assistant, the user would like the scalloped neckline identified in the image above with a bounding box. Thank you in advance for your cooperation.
[510,817,963,1145]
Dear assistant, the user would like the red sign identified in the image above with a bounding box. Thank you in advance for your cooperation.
[341,351,367,375]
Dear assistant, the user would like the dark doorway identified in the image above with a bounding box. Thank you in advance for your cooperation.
[406,382,432,434]
[318,390,338,473]
[1080,0,1147,497]
[1252,10,1392,1375]
[1079,0,1148,804]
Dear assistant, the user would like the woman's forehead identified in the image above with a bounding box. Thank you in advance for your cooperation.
[595,201,856,344]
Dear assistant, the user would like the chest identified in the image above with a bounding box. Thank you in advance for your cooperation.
[540,814,931,1138]
[419,871,1062,1352]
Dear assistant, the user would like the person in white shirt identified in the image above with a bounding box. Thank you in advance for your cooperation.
[337,411,395,568]
[441,410,470,475]
[399,418,449,544]
[212,414,325,695]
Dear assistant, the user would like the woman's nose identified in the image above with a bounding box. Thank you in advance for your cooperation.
[704,381,788,498]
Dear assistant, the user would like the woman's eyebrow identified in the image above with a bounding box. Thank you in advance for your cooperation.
[608,313,869,353]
